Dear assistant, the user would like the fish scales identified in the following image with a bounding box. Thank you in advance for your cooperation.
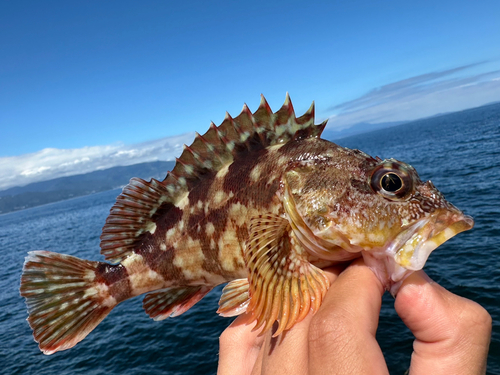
[20,94,474,355]
[126,139,327,289]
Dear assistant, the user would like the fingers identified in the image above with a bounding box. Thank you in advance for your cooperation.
[308,259,388,375]
[220,317,315,375]
[395,271,492,375]
[218,266,344,375]
[219,260,388,375]
[219,263,492,375]
[256,266,345,375]
[218,313,265,375]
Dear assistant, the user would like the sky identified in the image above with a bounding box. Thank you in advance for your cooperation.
[1,1,499,190]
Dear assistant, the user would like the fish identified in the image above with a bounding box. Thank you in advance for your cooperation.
[20,94,474,355]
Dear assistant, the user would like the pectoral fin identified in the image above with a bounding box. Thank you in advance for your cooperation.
[217,279,250,317]
[245,214,330,337]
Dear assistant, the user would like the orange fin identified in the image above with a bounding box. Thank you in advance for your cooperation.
[217,279,250,317]
[245,214,330,337]
[20,251,117,355]
[143,286,212,320]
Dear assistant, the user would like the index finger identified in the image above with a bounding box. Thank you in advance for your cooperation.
[218,313,265,375]
[308,258,388,375]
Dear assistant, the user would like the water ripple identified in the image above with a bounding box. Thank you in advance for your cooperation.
[2,104,500,374]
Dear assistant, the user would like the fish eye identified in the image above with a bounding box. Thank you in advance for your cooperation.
[381,172,403,192]
[370,161,413,200]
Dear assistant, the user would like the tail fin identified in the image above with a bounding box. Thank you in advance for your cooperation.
[20,251,117,355]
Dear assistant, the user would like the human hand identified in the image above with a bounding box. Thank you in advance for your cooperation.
[217,259,491,375]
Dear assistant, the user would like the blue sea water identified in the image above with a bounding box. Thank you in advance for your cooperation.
[1,103,499,374]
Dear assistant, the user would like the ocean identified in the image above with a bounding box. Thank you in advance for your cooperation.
[1,103,499,374]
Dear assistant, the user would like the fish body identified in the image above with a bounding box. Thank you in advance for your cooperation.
[20,95,473,354]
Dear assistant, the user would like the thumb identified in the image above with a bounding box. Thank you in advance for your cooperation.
[395,271,491,375]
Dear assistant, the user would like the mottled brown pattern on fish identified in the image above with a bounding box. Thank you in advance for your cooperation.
[151,201,183,223]
[140,144,291,284]
[222,148,269,195]
[135,238,187,283]
[235,224,249,244]
[180,204,231,278]
[95,263,131,303]
[223,148,285,208]
[131,203,188,284]
[186,169,217,206]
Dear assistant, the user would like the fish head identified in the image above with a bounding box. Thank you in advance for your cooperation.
[284,147,474,290]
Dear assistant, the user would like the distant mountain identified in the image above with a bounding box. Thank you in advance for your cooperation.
[322,120,408,140]
[3,101,498,215]
[0,161,175,214]
[0,120,452,215]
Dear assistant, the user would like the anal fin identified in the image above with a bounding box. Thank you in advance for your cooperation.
[143,286,212,320]
[217,279,250,317]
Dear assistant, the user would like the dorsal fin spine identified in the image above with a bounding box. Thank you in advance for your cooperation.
[184,143,213,174]
[253,99,272,144]
[175,157,198,178]
[283,92,295,117]
[183,144,204,166]
[168,171,179,181]
[195,131,215,152]
[233,104,253,149]
[241,103,251,114]
[306,101,315,118]
[295,101,315,126]
[316,119,328,136]
[259,94,272,114]
[208,123,224,157]
[195,130,223,165]
[215,125,225,142]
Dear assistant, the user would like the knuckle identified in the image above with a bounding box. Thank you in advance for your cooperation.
[462,301,492,332]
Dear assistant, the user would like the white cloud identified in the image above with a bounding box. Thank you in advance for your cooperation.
[2,63,499,192]
[0,132,195,191]
[326,64,500,130]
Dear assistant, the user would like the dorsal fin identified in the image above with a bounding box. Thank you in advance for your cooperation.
[100,95,327,263]
[100,177,171,263]
[162,94,326,196]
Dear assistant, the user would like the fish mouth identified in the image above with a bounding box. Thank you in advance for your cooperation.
[388,208,474,282]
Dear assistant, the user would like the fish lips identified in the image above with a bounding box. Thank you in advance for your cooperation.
[389,208,474,278]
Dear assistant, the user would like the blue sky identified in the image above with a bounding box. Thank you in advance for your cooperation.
[1,1,499,189]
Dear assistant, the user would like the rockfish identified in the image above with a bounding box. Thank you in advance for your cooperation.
[20,95,474,355]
